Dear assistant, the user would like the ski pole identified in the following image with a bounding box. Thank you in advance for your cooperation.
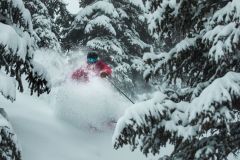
[106,77,135,104]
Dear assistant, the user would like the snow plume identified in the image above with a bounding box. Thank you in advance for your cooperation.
[32,49,130,131]
[33,49,69,86]
[3,91,153,160]
[55,77,129,131]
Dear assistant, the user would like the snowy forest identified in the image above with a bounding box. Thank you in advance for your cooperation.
[1,0,240,160]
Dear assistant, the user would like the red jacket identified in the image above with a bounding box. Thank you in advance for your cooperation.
[72,60,112,81]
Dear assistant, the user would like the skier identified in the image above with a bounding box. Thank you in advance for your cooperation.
[72,51,112,82]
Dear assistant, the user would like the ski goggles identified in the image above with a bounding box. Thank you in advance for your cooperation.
[87,57,98,64]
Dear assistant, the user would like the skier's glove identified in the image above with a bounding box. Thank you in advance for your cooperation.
[100,72,108,78]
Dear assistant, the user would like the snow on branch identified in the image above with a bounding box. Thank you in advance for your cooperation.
[147,0,182,35]
[9,0,33,32]
[201,0,240,62]
[203,22,240,61]
[0,0,51,98]
[124,29,150,50]
[188,72,240,125]
[128,0,145,11]
[212,0,240,24]
[0,23,51,96]
[0,23,32,61]
[86,37,124,58]
[113,71,240,159]
[76,1,119,21]
[84,15,116,36]
[142,36,198,77]
[144,0,240,86]
[0,111,21,159]
[0,71,16,102]
[25,60,51,96]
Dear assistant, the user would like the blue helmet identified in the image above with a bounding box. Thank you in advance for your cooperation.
[87,51,98,64]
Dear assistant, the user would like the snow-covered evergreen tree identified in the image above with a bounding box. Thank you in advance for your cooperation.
[24,0,61,51]
[113,0,240,159]
[0,108,21,160]
[64,0,151,94]
[54,1,73,40]
[40,0,73,48]
[0,0,50,159]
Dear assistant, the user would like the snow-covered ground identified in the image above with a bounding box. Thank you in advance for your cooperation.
[2,90,237,160]
[1,91,153,160]
[55,77,129,130]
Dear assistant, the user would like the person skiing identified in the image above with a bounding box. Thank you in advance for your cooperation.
[71,51,112,82]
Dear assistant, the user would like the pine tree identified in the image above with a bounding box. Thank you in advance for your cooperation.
[0,108,21,160]
[79,0,95,7]
[24,0,61,51]
[0,0,50,159]
[64,0,152,94]
[113,0,240,159]
[40,0,73,48]
[54,1,73,40]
